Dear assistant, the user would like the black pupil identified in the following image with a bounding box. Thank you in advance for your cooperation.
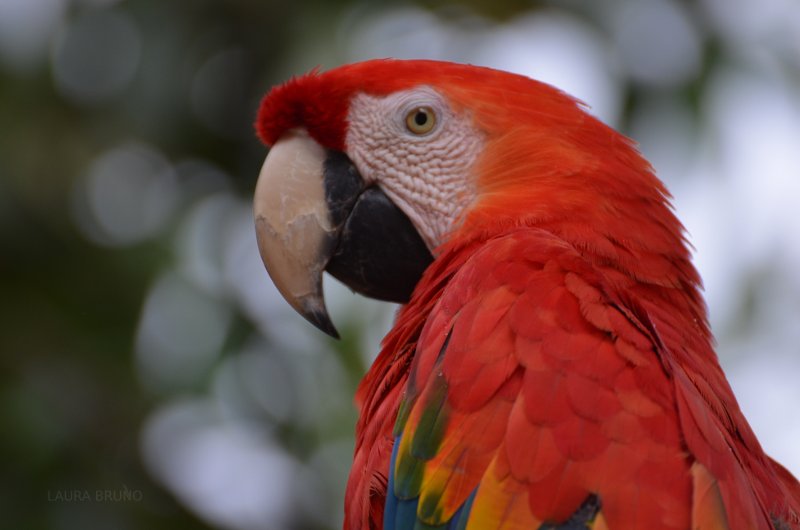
[414,110,428,126]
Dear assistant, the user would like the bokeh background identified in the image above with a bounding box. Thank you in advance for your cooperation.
[1,0,799,528]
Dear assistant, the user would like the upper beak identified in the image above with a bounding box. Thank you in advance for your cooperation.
[253,129,340,337]
[254,129,433,338]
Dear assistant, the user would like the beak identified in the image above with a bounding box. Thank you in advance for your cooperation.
[254,129,433,338]
[253,129,340,337]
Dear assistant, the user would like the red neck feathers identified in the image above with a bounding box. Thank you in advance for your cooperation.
[440,70,709,349]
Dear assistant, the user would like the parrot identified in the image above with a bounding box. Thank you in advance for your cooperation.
[251,59,800,530]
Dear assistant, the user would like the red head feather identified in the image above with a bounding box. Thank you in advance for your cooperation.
[255,59,571,150]
[256,59,703,320]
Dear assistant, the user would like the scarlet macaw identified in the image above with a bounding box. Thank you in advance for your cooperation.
[252,60,800,530]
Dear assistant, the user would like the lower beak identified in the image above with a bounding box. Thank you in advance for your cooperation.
[253,129,433,338]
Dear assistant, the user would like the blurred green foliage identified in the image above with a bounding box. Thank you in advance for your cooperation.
[0,1,328,528]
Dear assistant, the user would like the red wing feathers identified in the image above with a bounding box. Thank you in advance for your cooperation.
[387,228,794,530]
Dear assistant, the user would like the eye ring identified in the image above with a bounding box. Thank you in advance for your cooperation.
[405,106,436,135]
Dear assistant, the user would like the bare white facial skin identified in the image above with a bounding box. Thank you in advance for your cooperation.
[344,87,484,251]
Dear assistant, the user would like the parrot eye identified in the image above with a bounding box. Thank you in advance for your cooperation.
[405,106,436,135]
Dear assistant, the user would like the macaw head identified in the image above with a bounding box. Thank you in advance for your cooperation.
[254,59,694,337]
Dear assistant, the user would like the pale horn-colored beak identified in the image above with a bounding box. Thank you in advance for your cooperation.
[253,129,339,338]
